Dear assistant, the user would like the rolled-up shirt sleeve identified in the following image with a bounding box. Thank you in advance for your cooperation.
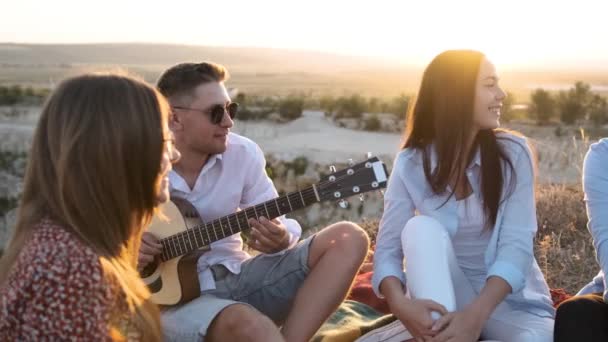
[582,140,608,302]
[240,143,302,251]
[372,152,416,298]
[486,141,537,293]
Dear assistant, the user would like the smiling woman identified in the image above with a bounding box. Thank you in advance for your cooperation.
[372,50,555,342]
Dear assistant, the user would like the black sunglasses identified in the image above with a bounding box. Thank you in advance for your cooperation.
[172,102,238,125]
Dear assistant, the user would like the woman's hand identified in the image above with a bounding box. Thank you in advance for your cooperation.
[380,276,448,341]
[430,276,511,341]
[388,295,448,341]
[430,307,484,342]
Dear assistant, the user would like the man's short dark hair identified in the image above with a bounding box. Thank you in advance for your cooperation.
[156,62,228,101]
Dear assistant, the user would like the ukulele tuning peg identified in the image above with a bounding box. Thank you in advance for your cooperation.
[366,152,373,159]
[338,199,349,209]
[359,194,365,202]
[329,165,337,173]
[348,158,355,166]
[380,189,385,197]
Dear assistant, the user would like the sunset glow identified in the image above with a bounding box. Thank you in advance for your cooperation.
[1,0,606,69]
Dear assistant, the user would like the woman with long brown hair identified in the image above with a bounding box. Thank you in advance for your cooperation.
[0,73,179,341]
[371,50,554,341]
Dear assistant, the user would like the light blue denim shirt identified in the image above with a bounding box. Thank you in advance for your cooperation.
[372,132,555,318]
[577,138,608,301]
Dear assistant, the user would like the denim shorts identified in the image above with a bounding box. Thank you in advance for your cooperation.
[161,235,314,342]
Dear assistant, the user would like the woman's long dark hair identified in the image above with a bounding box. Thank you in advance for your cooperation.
[402,50,516,228]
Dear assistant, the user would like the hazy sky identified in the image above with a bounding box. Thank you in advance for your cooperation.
[2,0,607,68]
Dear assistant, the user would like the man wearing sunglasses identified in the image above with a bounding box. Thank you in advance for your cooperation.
[140,62,370,342]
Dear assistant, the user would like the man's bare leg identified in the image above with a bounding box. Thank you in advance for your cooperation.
[281,222,370,341]
[207,304,284,342]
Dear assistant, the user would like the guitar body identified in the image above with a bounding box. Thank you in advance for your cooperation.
[141,199,208,306]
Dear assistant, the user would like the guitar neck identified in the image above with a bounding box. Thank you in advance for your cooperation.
[160,185,319,261]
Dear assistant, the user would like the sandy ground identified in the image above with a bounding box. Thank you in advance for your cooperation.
[233,111,591,184]
[233,110,402,165]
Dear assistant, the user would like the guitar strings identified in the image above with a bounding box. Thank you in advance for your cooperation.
[160,162,383,260]
[186,165,371,244]
[160,188,319,261]
[161,164,382,260]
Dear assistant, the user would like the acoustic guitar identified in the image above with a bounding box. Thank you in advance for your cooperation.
[140,156,388,306]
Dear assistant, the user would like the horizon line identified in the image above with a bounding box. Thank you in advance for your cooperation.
[1,41,608,73]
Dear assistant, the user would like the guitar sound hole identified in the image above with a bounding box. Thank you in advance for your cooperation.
[139,259,159,278]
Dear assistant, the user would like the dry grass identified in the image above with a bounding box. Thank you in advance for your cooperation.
[535,184,597,293]
[529,129,592,184]
[359,183,598,295]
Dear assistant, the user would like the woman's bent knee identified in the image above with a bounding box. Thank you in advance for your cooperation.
[401,215,449,245]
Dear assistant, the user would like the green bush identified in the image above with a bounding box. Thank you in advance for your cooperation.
[588,94,608,126]
[279,97,304,120]
[0,151,28,178]
[530,89,556,125]
[364,115,381,131]
[0,85,49,105]
[288,156,309,176]
[558,82,592,125]
[0,197,18,217]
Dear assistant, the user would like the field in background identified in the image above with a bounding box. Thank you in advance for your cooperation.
[2,43,608,100]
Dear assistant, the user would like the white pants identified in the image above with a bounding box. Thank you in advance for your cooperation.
[401,216,553,342]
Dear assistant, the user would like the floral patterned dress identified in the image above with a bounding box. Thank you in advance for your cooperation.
[0,219,118,341]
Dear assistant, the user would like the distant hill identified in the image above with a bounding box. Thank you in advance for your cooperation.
[0,43,606,99]
[0,43,424,96]
[0,43,404,72]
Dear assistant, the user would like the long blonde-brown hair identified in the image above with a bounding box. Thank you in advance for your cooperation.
[0,72,166,340]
